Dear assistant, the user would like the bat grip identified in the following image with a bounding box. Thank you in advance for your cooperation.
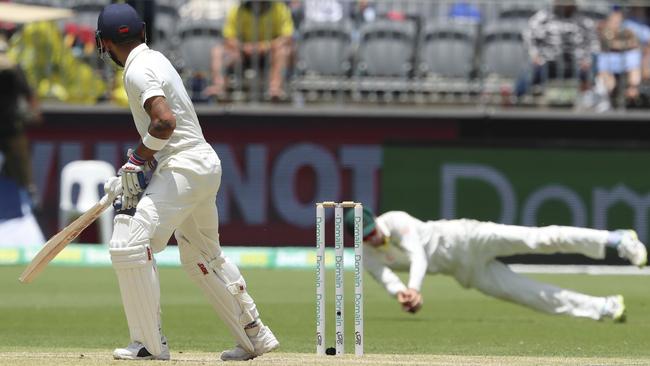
[99,192,117,207]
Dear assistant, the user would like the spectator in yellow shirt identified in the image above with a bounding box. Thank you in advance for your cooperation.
[205,0,294,101]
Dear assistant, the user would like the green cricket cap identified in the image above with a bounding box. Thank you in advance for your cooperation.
[344,206,376,238]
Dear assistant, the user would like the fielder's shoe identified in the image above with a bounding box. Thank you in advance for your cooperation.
[616,230,648,267]
[220,325,280,361]
[113,337,170,360]
[604,295,626,323]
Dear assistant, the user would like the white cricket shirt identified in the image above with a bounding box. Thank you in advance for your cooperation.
[364,211,440,296]
[123,43,206,162]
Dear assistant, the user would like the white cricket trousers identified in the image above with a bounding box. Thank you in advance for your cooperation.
[134,143,223,253]
[432,220,611,320]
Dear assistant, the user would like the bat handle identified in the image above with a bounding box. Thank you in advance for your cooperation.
[99,192,117,207]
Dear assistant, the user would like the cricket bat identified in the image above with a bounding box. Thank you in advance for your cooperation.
[19,193,115,284]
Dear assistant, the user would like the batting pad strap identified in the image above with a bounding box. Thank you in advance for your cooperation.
[142,133,169,151]
[226,278,247,295]
[110,245,153,269]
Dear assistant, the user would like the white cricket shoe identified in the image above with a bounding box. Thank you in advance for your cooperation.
[616,230,648,267]
[604,295,626,323]
[220,325,280,361]
[113,337,170,360]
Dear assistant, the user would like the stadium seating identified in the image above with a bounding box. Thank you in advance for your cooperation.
[15,0,650,109]
[296,21,353,77]
[357,19,416,78]
[418,21,477,79]
[497,2,544,22]
[415,20,479,98]
[481,23,529,80]
[292,20,354,100]
[355,19,418,101]
[69,0,109,28]
[375,1,429,21]
[177,18,222,75]
[150,0,182,67]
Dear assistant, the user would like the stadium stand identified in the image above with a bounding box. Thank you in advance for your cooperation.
[418,21,477,79]
[6,0,650,110]
[178,18,223,75]
[354,18,416,102]
[292,20,354,102]
[150,0,183,67]
[481,22,528,80]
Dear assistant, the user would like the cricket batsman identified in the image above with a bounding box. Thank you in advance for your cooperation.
[345,207,647,321]
[96,4,278,361]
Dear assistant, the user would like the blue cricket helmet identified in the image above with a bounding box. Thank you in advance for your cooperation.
[96,3,144,53]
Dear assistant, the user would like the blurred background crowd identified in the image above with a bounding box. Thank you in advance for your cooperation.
[2,0,650,111]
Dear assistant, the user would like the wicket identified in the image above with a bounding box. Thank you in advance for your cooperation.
[316,201,364,356]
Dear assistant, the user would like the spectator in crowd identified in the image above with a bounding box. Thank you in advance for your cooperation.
[517,0,600,98]
[622,6,650,81]
[63,23,96,61]
[204,0,294,101]
[351,0,376,25]
[0,32,45,247]
[594,6,642,111]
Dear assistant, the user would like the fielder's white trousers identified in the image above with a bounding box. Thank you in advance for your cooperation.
[432,220,610,320]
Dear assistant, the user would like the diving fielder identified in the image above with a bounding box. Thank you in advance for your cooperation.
[96,4,278,361]
[345,208,647,321]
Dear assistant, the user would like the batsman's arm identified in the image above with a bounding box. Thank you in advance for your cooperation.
[132,95,176,161]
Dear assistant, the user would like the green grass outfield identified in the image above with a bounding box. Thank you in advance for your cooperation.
[1,265,649,365]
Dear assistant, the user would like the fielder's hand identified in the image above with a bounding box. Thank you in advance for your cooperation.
[397,288,423,314]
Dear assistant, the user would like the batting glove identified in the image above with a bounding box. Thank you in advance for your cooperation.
[113,193,139,211]
[103,176,123,197]
[119,153,148,195]
[127,148,158,172]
